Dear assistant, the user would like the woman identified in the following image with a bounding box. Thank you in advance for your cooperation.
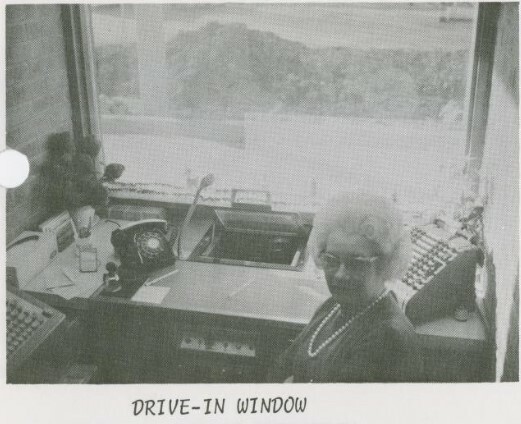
[270,192,424,382]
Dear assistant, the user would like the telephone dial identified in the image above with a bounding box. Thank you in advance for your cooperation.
[111,219,176,274]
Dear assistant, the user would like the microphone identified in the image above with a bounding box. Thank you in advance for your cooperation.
[199,173,215,190]
[174,173,215,259]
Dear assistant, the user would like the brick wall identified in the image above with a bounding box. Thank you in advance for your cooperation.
[6,5,74,242]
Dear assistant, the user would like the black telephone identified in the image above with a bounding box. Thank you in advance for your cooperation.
[111,219,176,272]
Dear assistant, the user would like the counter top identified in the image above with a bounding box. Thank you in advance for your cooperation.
[22,217,329,324]
[21,216,487,341]
[138,260,328,324]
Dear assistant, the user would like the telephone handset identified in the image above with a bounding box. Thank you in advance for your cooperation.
[111,219,176,271]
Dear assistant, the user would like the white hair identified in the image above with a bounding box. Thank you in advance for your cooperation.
[309,191,411,280]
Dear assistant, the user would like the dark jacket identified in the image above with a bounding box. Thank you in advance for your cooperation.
[269,293,424,382]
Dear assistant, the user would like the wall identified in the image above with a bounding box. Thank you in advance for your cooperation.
[502,279,518,381]
[479,2,519,381]
[6,5,74,242]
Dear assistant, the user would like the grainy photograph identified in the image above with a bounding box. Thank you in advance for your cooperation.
[3,0,518,398]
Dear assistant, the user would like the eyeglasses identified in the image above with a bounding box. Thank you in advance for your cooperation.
[317,252,379,274]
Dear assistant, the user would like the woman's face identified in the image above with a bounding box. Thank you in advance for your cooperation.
[320,228,384,308]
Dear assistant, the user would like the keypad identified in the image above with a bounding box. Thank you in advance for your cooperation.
[6,297,44,358]
[402,227,457,291]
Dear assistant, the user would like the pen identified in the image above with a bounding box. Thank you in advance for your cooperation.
[46,283,75,291]
[61,268,77,283]
[227,277,256,299]
[145,268,179,286]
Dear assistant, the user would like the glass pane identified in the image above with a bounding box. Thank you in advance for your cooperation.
[90,3,478,213]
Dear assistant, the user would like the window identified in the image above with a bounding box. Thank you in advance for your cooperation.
[88,3,478,214]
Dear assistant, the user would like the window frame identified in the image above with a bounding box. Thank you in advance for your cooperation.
[464,3,500,186]
[62,5,105,169]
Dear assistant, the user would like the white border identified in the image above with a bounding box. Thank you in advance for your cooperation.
[2,1,520,423]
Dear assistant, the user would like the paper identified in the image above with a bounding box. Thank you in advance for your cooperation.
[132,285,171,304]
[39,266,97,300]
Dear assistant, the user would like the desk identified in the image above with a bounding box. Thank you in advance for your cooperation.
[416,312,493,382]
[20,219,121,307]
[20,218,492,383]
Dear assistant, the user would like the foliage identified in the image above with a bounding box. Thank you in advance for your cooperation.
[41,132,125,214]
[96,22,469,120]
[95,44,139,98]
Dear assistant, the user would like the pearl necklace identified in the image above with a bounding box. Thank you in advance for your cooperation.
[307,290,389,358]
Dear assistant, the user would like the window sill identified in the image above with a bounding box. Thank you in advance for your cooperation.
[106,179,469,228]
[106,181,322,214]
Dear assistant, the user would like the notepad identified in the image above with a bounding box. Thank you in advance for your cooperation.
[132,286,170,304]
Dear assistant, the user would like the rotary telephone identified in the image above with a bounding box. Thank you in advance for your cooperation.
[111,219,176,272]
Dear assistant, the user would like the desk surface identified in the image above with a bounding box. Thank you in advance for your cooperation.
[140,260,329,324]
[22,220,120,302]
[23,219,329,324]
[22,218,487,341]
